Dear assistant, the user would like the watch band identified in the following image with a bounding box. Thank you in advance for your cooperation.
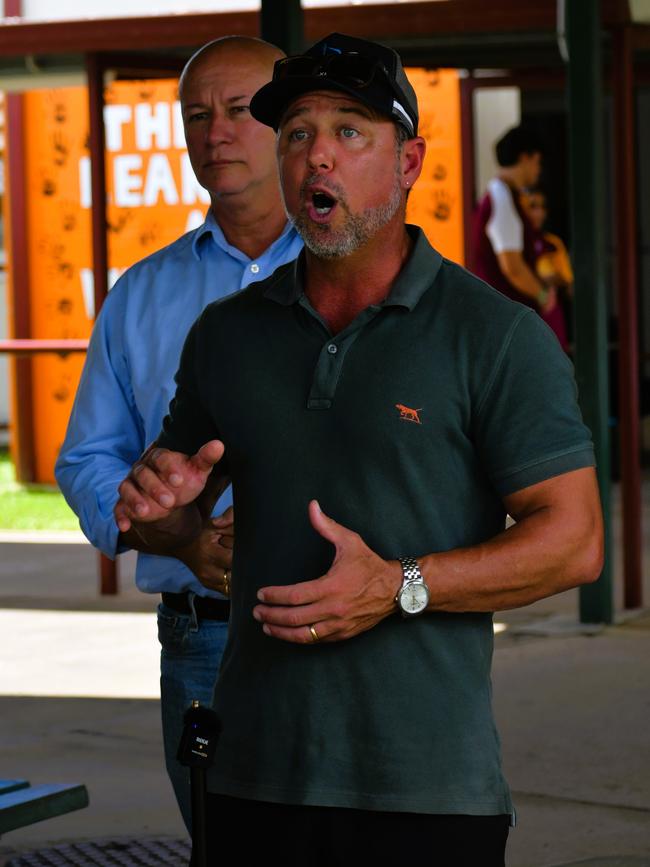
[398,556,422,585]
[396,556,429,617]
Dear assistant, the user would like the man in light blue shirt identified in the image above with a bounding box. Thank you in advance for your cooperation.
[55,36,302,831]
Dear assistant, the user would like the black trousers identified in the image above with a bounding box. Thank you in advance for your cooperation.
[194,794,510,866]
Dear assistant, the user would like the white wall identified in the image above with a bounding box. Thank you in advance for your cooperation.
[18,0,254,19]
[630,0,650,21]
[12,0,417,21]
[473,87,520,202]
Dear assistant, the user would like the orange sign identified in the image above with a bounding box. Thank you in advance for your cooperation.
[406,68,464,267]
[11,71,464,483]
[19,80,209,482]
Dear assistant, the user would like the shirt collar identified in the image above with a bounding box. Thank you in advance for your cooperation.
[191,210,221,260]
[264,225,443,310]
[263,253,306,305]
[191,210,297,262]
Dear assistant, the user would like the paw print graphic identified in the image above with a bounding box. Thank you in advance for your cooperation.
[431,189,454,222]
[53,102,67,124]
[57,297,74,315]
[108,212,133,235]
[432,163,447,182]
[52,131,70,168]
[60,204,77,232]
[138,222,161,248]
[41,175,57,197]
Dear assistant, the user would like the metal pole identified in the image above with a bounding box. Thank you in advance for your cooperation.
[613,26,643,610]
[565,0,613,623]
[86,52,118,596]
[260,0,304,54]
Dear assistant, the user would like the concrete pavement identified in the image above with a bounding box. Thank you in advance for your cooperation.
[494,616,650,866]
[0,505,649,866]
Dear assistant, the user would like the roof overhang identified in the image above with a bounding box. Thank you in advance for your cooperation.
[0,0,645,88]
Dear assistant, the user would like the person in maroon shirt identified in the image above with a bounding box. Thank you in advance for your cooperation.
[472,126,558,320]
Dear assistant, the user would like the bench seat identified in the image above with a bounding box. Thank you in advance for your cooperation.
[0,782,89,834]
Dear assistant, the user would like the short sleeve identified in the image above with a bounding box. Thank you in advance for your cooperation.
[473,309,594,497]
[485,178,524,254]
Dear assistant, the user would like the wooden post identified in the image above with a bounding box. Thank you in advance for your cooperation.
[85,53,118,596]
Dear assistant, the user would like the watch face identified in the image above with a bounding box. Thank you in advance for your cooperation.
[400,582,429,615]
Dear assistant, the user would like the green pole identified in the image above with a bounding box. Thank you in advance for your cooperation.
[260,0,304,55]
[565,0,613,623]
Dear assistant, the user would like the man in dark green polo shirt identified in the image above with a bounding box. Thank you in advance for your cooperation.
[115,33,603,866]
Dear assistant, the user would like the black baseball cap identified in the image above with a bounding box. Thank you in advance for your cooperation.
[250,32,419,136]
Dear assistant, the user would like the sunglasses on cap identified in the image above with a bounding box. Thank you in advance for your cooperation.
[273,52,393,90]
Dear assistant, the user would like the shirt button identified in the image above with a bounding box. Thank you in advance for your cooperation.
[250,263,260,274]
[327,343,338,355]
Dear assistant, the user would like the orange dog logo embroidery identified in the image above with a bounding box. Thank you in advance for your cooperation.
[396,404,422,424]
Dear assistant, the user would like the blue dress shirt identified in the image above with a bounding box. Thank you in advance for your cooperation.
[55,211,303,597]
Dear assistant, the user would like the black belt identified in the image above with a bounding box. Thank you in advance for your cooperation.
[161,591,230,622]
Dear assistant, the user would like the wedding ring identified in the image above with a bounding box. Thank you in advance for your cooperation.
[309,624,320,642]
[222,569,230,597]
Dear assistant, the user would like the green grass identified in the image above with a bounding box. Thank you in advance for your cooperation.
[0,450,80,531]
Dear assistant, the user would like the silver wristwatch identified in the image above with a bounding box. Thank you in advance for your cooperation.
[396,556,430,617]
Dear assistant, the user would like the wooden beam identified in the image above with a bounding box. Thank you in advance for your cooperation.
[0,11,259,55]
[306,1,557,41]
[97,52,186,77]
[0,2,632,60]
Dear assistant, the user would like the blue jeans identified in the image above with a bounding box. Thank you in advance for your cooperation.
[157,598,228,835]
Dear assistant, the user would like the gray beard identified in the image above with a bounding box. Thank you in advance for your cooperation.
[286,174,403,260]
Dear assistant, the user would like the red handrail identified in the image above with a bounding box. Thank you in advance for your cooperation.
[0,339,89,355]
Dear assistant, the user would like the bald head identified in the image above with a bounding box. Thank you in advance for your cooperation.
[178,35,286,211]
[179,36,284,101]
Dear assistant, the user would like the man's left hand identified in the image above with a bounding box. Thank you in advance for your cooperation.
[173,506,234,594]
[253,500,401,644]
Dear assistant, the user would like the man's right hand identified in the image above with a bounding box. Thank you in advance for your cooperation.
[115,440,224,532]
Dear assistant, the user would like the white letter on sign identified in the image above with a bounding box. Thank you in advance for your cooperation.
[135,102,171,151]
[143,153,179,206]
[104,104,132,152]
[114,154,143,206]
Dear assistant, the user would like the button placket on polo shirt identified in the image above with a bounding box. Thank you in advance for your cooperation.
[306,306,383,410]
